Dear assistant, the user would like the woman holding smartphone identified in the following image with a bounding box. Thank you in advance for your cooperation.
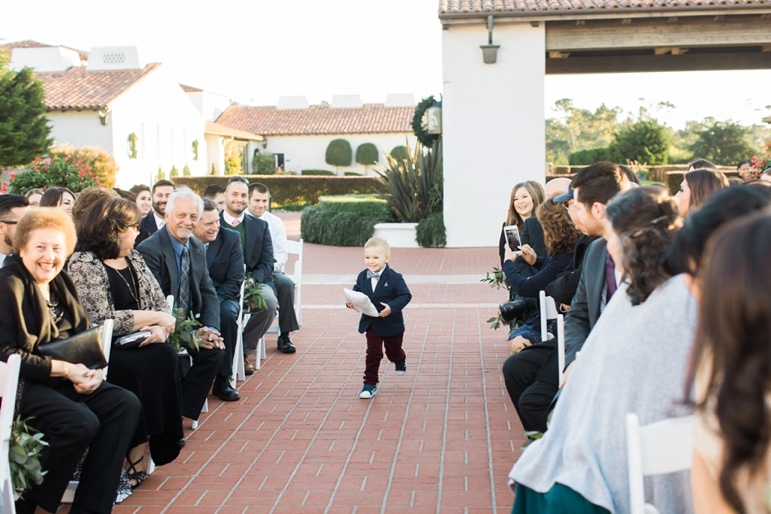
[498,181,545,265]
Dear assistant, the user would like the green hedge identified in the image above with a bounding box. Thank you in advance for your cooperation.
[173,176,381,208]
[416,212,446,248]
[301,195,393,246]
[301,169,335,176]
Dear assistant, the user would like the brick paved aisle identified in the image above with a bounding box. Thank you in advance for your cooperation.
[92,218,528,514]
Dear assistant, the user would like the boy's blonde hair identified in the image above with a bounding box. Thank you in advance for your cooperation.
[364,236,390,255]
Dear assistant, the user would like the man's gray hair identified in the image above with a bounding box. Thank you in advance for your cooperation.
[166,187,203,217]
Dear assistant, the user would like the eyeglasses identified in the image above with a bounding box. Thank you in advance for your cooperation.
[226,177,249,186]
[0,220,18,225]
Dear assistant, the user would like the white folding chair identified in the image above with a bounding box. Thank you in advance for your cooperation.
[539,291,566,383]
[286,239,303,326]
[267,238,304,333]
[0,354,21,513]
[63,320,115,503]
[232,275,247,384]
[626,413,694,514]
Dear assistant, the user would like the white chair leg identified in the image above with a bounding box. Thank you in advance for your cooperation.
[256,336,266,369]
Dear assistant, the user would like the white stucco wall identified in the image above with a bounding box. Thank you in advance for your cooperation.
[47,111,113,151]
[442,22,546,247]
[263,133,416,175]
[109,66,205,187]
[186,90,232,122]
[44,65,206,188]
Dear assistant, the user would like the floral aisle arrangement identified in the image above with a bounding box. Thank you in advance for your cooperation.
[167,309,203,354]
[10,416,47,500]
[4,155,101,194]
[242,277,268,312]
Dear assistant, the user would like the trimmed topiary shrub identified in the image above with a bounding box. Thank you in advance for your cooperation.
[301,195,393,246]
[325,139,353,170]
[301,169,335,176]
[355,143,378,166]
[173,175,381,209]
[416,212,446,248]
[390,145,408,162]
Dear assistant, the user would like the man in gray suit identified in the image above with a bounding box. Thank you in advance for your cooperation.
[137,188,225,422]
[502,162,630,433]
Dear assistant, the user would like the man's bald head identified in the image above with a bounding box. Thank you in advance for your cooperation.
[545,177,571,199]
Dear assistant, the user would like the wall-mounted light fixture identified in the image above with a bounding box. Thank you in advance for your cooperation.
[97,106,110,126]
[427,104,442,135]
[480,15,500,64]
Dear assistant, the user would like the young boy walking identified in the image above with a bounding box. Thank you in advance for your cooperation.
[346,237,412,399]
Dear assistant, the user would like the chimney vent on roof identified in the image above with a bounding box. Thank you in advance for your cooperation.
[331,95,363,109]
[277,96,310,110]
[87,46,142,70]
[10,47,81,72]
[385,93,415,107]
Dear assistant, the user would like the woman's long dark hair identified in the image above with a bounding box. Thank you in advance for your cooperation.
[604,186,680,304]
[689,213,771,511]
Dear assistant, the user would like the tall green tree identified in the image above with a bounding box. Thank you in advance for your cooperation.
[546,99,621,165]
[689,121,753,166]
[609,119,670,165]
[0,65,52,167]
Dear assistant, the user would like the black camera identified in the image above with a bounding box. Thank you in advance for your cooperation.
[499,298,537,322]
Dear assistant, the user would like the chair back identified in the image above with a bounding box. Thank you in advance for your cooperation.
[539,291,566,382]
[626,412,694,514]
[285,239,303,325]
[0,354,21,513]
[101,319,114,378]
[539,290,559,342]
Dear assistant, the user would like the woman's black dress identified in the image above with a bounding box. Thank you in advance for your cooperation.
[105,264,184,464]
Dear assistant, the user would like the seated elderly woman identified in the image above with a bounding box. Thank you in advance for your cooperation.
[508,184,771,514]
[0,207,140,514]
[66,197,182,489]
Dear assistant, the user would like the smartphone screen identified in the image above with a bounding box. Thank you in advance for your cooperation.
[504,225,521,251]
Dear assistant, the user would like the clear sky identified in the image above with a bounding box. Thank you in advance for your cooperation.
[3,0,770,130]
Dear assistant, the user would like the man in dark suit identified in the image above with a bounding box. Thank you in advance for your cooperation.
[137,188,225,422]
[193,198,242,401]
[220,178,280,370]
[139,179,175,236]
[502,162,629,433]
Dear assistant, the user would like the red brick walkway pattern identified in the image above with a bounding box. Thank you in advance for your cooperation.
[67,214,527,513]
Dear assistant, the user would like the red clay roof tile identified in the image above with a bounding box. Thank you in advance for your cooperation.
[215,103,414,136]
[35,63,161,111]
[439,0,769,15]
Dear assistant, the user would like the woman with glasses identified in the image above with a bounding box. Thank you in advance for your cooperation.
[67,197,183,490]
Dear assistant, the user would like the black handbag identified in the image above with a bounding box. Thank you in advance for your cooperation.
[113,330,151,350]
[36,325,108,369]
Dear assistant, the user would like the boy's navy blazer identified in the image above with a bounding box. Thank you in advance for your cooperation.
[352,265,411,338]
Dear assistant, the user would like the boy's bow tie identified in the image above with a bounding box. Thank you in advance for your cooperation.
[366,270,381,279]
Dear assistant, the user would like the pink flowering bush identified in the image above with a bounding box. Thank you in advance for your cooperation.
[5,155,101,194]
